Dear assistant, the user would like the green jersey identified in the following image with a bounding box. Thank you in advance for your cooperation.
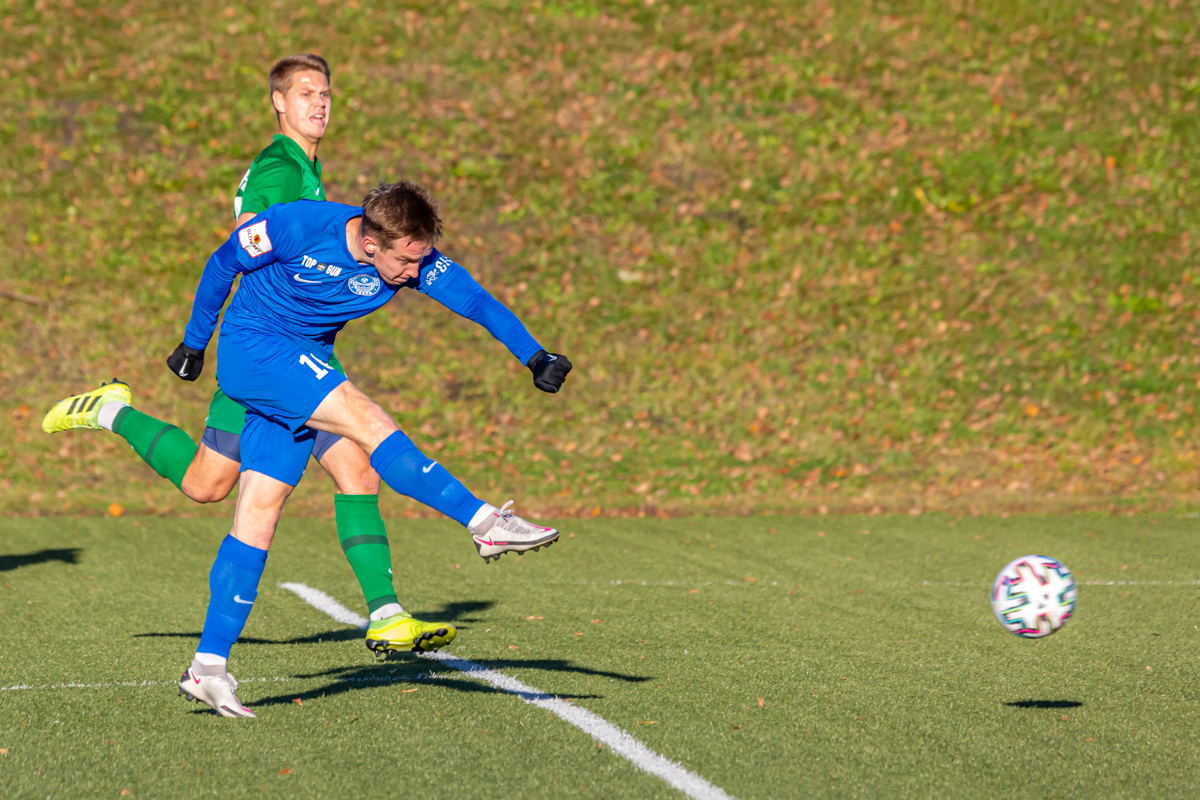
[210,133,335,435]
[233,133,325,219]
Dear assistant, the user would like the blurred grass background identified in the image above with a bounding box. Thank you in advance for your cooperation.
[2,0,1200,518]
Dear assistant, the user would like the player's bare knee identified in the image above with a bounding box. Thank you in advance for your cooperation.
[322,440,381,494]
[334,468,380,495]
[181,474,237,504]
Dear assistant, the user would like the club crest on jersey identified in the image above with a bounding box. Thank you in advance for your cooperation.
[424,254,454,287]
[237,220,272,258]
[347,275,382,297]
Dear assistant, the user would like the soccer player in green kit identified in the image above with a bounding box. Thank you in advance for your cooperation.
[43,54,443,655]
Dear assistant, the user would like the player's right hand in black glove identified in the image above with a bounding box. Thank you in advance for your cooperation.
[167,343,205,381]
[527,350,572,393]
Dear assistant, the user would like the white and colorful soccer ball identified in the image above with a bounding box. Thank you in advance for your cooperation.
[990,555,1077,638]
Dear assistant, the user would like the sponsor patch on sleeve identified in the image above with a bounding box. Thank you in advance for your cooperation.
[424,254,454,287]
[238,220,273,258]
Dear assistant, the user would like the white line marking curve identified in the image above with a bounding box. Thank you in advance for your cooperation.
[278,582,736,800]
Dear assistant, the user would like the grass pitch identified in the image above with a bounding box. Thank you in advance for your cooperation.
[7,0,1200,518]
[2,514,1198,798]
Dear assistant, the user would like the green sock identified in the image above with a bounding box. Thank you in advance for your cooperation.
[111,407,197,490]
[335,494,398,613]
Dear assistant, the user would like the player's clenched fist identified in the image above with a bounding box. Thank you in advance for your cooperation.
[167,343,205,381]
[527,350,572,393]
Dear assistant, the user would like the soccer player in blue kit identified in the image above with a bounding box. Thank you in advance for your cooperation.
[174,181,572,716]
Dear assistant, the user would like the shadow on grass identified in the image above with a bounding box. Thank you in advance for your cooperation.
[246,660,616,708]
[137,599,498,645]
[413,600,493,624]
[134,629,363,646]
[0,548,81,572]
[1005,700,1084,709]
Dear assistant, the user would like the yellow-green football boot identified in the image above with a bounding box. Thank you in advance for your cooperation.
[42,379,131,434]
[365,613,457,657]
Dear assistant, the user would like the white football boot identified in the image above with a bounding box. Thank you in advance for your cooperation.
[470,501,560,563]
[178,662,256,718]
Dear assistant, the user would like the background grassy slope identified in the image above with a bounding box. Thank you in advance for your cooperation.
[2,515,1200,798]
[3,0,1200,517]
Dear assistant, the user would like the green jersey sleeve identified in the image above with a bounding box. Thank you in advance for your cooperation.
[237,156,305,217]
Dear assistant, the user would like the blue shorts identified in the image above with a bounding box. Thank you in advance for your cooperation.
[201,425,344,465]
[217,328,347,486]
[217,328,346,432]
[240,413,317,486]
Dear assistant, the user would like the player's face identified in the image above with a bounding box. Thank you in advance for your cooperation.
[371,237,434,284]
[274,70,330,143]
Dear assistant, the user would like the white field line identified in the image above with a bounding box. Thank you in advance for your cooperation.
[277,582,370,626]
[279,582,736,800]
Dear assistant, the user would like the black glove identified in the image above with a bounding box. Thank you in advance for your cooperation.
[527,349,572,393]
[167,342,205,381]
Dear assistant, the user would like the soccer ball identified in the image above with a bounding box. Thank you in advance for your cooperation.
[990,555,1077,638]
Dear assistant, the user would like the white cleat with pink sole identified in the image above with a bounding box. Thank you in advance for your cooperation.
[178,663,256,718]
[470,501,560,563]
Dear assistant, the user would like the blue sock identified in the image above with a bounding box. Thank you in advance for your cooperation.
[196,535,268,659]
[369,431,484,527]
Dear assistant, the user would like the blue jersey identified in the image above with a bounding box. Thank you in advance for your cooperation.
[183,200,543,363]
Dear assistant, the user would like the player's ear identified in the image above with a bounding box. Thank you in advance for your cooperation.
[271,90,286,115]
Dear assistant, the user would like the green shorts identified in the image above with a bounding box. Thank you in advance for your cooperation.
[205,350,346,435]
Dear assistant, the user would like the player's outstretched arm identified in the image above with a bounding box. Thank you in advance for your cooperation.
[171,213,288,380]
[417,251,572,393]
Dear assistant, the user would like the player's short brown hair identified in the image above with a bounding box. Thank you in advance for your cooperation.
[268,54,331,100]
[361,181,444,248]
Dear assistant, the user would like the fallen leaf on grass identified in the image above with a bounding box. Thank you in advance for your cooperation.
[636,720,657,725]
[107,503,124,517]
[292,699,302,705]
[1084,738,1094,742]
[730,726,742,730]
[508,645,519,650]
[278,768,292,775]
[121,791,131,796]
[689,589,699,594]
[573,632,584,636]
[757,698,765,707]
[0,748,7,754]
[399,688,419,694]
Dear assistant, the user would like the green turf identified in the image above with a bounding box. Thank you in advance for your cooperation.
[2,514,1198,798]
